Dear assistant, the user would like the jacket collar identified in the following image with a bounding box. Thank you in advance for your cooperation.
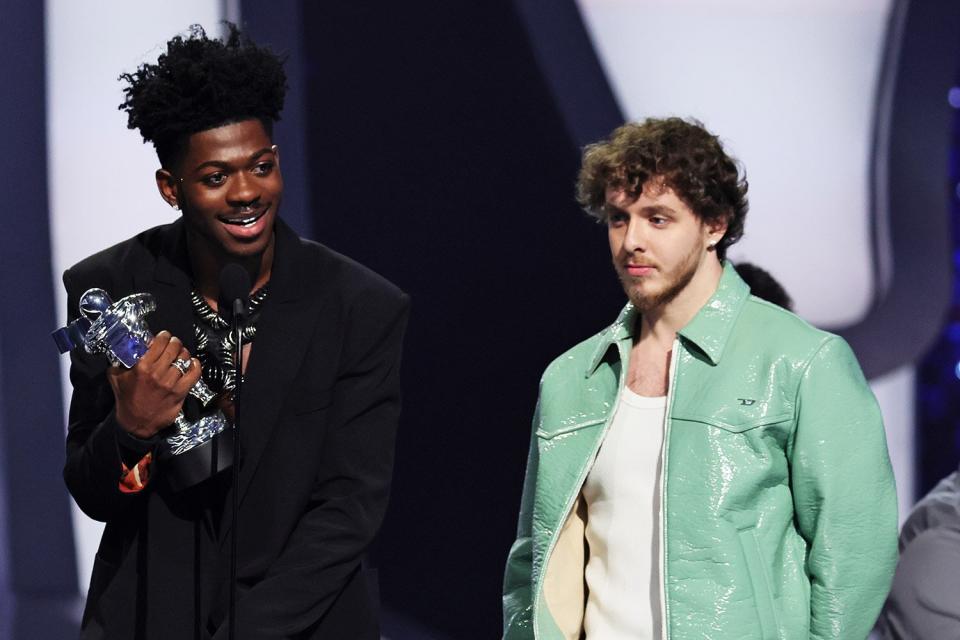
[153,218,191,288]
[149,217,305,300]
[586,261,750,376]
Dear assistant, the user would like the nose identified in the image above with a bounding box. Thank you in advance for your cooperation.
[623,216,647,253]
[227,172,260,208]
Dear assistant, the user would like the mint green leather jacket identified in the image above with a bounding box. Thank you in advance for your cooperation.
[503,264,898,639]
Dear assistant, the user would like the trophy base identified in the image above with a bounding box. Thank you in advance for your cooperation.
[160,427,235,492]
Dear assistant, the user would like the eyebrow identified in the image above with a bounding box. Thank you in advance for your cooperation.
[640,204,676,216]
[191,146,275,173]
[602,202,626,216]
[602,202,676,216]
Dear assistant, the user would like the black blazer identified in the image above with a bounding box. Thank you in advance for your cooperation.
[63,219,409,639]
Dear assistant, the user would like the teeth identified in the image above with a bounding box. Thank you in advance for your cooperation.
[223,212,261,226]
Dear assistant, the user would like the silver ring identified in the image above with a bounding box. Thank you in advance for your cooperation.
[172,358,192,375]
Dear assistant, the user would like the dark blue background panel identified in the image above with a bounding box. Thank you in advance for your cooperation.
[299,1,624,637]
[240,0,314,241]
[1,2,81,638]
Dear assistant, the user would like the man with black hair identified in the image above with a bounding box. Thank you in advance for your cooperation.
[62,25,409,639]
[503,118,897,639]
[734,262,793,311]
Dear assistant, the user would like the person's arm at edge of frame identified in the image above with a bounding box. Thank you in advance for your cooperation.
[789,335,899,640]
[875,525,960,638]
[502,397,541,640]
[211,285,410,639]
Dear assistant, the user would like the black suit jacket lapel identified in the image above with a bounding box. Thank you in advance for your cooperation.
[219,220,318,541]
[134,219,195,353]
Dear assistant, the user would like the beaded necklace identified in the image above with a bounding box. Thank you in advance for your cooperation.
[190,286,269,397]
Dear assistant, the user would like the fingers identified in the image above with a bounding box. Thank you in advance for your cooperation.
[141,330,188,369]
[140,330,172,366]
[173,357,203,395]
[108,330,205,439]
[139,331,189,379]
[156,334,185,371]
[161,346,193,387]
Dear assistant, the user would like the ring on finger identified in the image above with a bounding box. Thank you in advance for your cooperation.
[172,358,192,375]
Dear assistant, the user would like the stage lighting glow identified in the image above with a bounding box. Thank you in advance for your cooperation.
[949,87,960,108]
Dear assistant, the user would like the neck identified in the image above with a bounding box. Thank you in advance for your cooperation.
[638,255,724,346]
[187,232,275,305]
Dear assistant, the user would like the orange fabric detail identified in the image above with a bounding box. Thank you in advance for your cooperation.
[119,452,153,493]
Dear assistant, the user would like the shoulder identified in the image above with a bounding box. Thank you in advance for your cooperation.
[62,224,171,295]
[539,326,610,392]
[67,225,167,275]
[736,295,855,368]
[295,237,407,312]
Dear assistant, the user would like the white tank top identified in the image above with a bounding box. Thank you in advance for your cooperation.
[582,386,666,639]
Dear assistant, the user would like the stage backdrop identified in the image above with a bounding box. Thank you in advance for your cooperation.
[7,1,954,639]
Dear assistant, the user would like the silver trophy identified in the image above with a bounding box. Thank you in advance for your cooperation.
[54,288,233,490]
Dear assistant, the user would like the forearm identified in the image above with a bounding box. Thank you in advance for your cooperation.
[64,409,151,521]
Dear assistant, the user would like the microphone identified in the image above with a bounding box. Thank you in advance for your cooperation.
[218,263,251,325]
[217,263,250,640]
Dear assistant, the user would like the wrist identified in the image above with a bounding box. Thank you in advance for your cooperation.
[114,409,161,439]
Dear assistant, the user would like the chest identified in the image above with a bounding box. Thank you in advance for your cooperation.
[625,342,672,397]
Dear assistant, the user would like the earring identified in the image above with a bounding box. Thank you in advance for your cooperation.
[172,203,180,211]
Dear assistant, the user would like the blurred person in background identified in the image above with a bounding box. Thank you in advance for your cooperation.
[734,261,793,311]
[876,465,960,638]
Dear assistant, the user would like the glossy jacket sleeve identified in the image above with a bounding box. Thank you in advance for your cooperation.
[61,268,155,522]
[789,336,898,640]
[502,402,540,640]
[212,290,410,640]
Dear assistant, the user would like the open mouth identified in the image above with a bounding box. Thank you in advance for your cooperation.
[218,209,267,228]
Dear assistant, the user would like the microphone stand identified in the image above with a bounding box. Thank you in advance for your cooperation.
[229,298,244,640]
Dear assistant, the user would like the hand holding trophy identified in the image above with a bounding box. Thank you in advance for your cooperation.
[54,288,233,490]
[105,329,202,439]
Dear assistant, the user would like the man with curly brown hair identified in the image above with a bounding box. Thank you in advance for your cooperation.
[503,118,897,639]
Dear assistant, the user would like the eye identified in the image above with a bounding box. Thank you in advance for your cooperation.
[252,161,275,176]
[650,215,669,227]
[202,172,227,187]
[607,211,628,227]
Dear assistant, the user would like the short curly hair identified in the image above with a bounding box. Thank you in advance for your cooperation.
[576,117,748,260]
[118,24,287,168]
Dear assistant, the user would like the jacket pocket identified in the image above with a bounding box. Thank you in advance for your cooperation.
[736,526,781,640]
[672,410,791,434]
